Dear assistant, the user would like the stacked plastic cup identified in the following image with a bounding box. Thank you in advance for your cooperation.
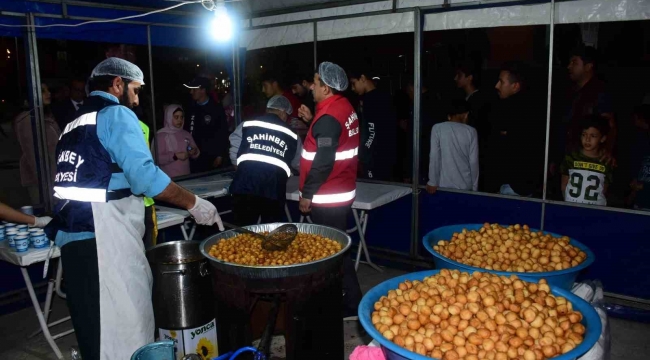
[14,234,29,252]
[31,230,49,249]
[6,229,19,248]
[0,224,5,242]
[16,224,28,232]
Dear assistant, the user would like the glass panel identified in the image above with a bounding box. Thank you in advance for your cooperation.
[548,21,650,211]
[150,45,232,179]
[420,25,550,199]
[0,35,37,209]
[317,33,414,183]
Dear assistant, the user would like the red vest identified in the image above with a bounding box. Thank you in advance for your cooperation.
[299,95,359,207]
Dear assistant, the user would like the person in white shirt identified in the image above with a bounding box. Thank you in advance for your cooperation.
[427,99,479,194]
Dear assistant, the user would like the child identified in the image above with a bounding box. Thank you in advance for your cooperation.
[627,105,650,210]
[561,115,613,206]
[426,99,479,194]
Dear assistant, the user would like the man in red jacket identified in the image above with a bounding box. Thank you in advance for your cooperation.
[298,62,362,317]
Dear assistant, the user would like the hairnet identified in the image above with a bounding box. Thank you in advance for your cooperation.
[318,62,348,92]
[266,95,293,115]
[90,57,145,85]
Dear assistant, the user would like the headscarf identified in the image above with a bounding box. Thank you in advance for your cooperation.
[158,104,184,152]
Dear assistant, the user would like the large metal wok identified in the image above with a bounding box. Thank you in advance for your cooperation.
[200,223,352,279]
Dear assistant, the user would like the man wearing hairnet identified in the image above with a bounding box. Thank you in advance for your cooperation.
[45,57,225,360]
[297,62,362,317]
[229,95,298,225]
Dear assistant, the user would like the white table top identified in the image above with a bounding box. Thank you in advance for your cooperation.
[177,172,234,199]
[0,241,60,267]
[155,205,190,229]
[285,176,412,211]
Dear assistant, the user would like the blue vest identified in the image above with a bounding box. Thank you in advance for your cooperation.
[46,95,131,237]
[230,114,297,200]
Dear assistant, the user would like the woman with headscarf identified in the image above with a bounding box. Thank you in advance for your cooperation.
[155,104,200,178]
[13,83,61,205]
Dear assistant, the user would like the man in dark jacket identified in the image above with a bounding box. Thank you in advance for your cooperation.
[184,77,229,173]
[229,95,297,225]
[488,62,545,196]
[349,70,397,181]
[52,78,86,130]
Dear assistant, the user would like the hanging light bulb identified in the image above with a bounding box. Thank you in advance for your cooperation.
[210,1,233,42]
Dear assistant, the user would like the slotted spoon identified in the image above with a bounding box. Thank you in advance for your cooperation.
[221,222,298,251]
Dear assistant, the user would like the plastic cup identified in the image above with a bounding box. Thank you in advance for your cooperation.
[6,230,19,248]
[21,206,34,216]
[31,231,49,249]
[16,225,28,232]
[0,225,5,240]
[14,235,29,252]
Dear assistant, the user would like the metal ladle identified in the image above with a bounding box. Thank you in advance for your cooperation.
[221,221,298,251]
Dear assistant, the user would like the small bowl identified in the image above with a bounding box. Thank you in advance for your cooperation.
[359,269,602,360]
[423,224,595,290]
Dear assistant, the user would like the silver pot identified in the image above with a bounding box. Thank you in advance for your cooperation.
[146,241,214,329]
[200,223,352,279]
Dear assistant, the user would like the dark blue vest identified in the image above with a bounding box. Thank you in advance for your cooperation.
[230,114,297,200]
[46,95,130,237]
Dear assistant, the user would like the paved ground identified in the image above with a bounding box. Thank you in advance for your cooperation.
[0,265,648,359]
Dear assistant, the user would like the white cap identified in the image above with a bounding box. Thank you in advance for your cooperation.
[318,62,348,92]
[266,95,293,115]
[91,57,145,85]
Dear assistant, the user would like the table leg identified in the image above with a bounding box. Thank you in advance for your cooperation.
[352,210,382,273]
[284,203,293,223]
[188,223,197,240]
[21,268,63,359]
[180,224,189,240]
[55,259,66,299]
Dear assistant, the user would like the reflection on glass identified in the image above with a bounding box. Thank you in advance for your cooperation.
[421,26,548,198]
[155,104,199,178]
[318,33,413,183]
[549,21,650,210]
[150,45,231,177]
[13,83,60,205]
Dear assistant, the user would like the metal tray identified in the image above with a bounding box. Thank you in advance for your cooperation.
[200,223,352,279]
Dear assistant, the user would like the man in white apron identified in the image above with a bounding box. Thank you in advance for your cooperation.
[45,58,224,360]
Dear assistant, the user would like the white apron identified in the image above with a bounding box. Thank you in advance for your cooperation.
[91,195,154,360]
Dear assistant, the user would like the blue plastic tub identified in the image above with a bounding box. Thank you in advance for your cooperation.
[422,224,595,290]
[131,341,175,360]
[359,270,602,360]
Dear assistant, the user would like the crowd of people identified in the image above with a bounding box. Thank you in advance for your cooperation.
[9,44,650,214]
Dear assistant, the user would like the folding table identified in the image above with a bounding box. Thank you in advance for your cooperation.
[0,243,72,359]
[284,176,412,272]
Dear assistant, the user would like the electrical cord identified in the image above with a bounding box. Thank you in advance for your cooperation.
[0,0,204,28]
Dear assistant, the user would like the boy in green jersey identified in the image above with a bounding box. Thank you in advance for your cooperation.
[561,115,612,206]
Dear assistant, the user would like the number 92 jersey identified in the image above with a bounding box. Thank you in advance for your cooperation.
[561,151,612,206]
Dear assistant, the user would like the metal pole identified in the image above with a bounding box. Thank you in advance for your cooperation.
[410,8,422,258]
[232,32,242,126]
[25,13,52,211]
[146,26,158,163]
[313,21,318,70]
[540,0,556,231]
[15,37,22,99]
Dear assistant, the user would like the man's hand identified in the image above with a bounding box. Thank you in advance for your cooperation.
[426,185,438,195]
[175,152,189,161]
[188,195,225,230]
[213,157,223,168]
[32,216,52,228]
[299,198,312,213]
[631,179,644,192]
[298,105,313,123]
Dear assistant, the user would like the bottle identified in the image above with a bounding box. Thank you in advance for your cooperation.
[71,347,82,360]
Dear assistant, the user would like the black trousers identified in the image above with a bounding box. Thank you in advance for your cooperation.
[62,239,100,360]
[233,194,285,226]
[310,205,363,317]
